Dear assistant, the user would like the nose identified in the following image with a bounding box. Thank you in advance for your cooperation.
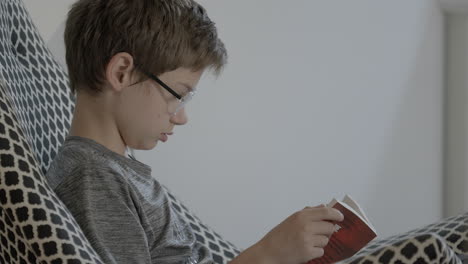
[170,107,188,125]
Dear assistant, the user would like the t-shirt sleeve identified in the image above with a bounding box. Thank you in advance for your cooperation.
[54,165,151,264]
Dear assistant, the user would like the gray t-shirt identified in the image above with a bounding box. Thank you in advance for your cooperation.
[46,136,213,264]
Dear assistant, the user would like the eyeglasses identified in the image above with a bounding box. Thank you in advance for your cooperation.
[134,67,196,116]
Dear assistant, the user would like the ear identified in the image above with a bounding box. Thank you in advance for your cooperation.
[105,52,135,92]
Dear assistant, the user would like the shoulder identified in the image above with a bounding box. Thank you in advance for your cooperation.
[56,161,131,195]
[46,138,130,191]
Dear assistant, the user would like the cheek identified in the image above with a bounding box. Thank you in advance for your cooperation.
[140,102,168,134]
[116,100,149,134]
[132,95,163,122]
[151,99,170,124]
[118,91,168,138]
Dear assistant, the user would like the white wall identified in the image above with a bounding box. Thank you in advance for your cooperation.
[22,1,73,41]
[25,0,445,249]
[135,0,444,248]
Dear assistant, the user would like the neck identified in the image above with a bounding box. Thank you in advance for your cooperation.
[69,91,127,156]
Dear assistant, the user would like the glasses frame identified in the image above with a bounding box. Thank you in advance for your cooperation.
[134,66,196,116]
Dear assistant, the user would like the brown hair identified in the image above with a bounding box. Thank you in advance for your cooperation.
[64,0,227,93]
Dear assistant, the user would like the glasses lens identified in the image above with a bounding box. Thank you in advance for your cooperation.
[168,91,195,115]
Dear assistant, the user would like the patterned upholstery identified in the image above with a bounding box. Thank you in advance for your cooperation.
[164,190,241,263]
[0,0,72,175]
[342,212,468,264]
[0,0,240,263]
[0,81,104,263]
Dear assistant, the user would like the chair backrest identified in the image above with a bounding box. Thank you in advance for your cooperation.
[0,0,105,263]
[0,0,73,176]
[0,81,104,263]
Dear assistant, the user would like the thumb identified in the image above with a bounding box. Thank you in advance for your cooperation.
[304,204,326,210]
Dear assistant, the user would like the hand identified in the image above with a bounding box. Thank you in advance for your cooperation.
[255,204,344,264]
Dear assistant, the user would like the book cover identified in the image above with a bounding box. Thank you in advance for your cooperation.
[307,197,377,264]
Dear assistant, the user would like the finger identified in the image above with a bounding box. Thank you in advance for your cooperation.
[313,235,330,248]
[306,207,344,222]
[303,204,325,210]
[307,221,337,236]
[307,247,325,260]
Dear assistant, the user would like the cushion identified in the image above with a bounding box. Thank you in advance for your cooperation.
[0,81,104,263]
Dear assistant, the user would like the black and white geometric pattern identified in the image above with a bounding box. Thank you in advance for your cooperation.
[342,212,468,263]
[0,0,241,263]
[347,233,461,264]
[0,0,73,176]
[165,189,241,263]
[0,82,104,263]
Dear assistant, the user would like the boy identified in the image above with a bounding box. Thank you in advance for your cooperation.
[46,0,344,263]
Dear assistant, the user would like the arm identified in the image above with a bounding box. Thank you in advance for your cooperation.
[229,242,273,264]
[230,206,344,264]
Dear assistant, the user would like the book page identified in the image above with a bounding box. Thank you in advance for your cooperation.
[307,201,377,264]
[342,195,376,233]
[341,195,364,218]
[327,198,339,208]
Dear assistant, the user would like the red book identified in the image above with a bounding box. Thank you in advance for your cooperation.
[307,195,377,264]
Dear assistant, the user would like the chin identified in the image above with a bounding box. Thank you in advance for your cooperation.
[131,140,158,151]
[150,141,158,149]
[145,140,158,150]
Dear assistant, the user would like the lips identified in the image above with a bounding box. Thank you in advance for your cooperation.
[160,132,172,142]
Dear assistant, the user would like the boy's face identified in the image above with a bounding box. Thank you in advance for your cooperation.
[114,67,203,150]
